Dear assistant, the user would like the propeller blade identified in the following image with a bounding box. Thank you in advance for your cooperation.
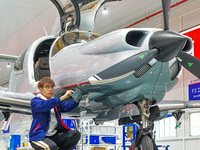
[96,49,158,80]
[177,51,200,79]
[162,0,171,30]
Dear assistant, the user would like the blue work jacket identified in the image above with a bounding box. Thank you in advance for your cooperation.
[29,97,79,141]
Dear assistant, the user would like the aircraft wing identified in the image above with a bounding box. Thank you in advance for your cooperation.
[0,91,34,130]
[0,90,200,125]
[0,91,34,115]
[0,54,18,63]
[157,100,200,111]
[118,100,200,126]
[0,54,18,86]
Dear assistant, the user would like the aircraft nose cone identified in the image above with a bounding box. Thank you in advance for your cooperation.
[149,30,187,62]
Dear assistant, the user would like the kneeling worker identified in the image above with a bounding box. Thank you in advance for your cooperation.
[29,77,81,150]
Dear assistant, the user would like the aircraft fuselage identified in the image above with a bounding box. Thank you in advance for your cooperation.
[9,28,191,113]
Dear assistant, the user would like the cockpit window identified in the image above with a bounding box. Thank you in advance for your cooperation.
[14,49,27,71]
[51,31,99,57]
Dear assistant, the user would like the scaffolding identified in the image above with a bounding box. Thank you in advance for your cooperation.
[79,119,122,150]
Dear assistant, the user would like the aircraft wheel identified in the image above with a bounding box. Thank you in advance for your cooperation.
[131,135,154,150]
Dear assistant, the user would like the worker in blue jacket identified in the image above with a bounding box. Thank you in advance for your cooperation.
[29,77,81,150]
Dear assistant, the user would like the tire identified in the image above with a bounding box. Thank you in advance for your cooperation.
[131,135,154,150]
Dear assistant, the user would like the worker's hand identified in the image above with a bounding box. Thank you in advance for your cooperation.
[60,90,74,101]
[71,89,82,103]
[65,90,74,98]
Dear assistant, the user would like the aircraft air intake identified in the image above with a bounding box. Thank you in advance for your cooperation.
[133,64,151,78]
[126,31,148,47]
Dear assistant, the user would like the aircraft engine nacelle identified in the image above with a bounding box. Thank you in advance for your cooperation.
[79,28,158,55]
[49,29,157,88]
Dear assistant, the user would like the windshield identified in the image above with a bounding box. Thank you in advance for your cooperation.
[50,31,99,57]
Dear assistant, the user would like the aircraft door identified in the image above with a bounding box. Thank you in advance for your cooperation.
[50,0,80,33]
[49,33,73,87]
[49,31,98,87]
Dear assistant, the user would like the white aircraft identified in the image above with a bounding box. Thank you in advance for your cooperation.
[1,0,200,149]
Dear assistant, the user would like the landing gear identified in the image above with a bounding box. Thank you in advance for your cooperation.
[130,99,158,150]
[131,135,155,150]
[1,111,13,131]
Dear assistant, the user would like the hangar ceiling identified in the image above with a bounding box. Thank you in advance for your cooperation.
[0,0,200,87]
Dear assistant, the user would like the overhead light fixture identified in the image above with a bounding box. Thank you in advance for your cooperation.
[102,7,109,15]
[7,63,11,68]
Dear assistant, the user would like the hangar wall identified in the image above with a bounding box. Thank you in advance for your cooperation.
[156,68,200,150]
[133,0,200,32]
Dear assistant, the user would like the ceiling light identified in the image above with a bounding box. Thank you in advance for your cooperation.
[7,63,11,68]
[102,7,109,15]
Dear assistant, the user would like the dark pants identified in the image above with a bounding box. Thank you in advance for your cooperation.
[31,130,80,150]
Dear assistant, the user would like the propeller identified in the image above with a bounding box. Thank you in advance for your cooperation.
[149,31,187,62]
[177,52,200,79]
[162,0,171,30]
[149,0,200,79]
